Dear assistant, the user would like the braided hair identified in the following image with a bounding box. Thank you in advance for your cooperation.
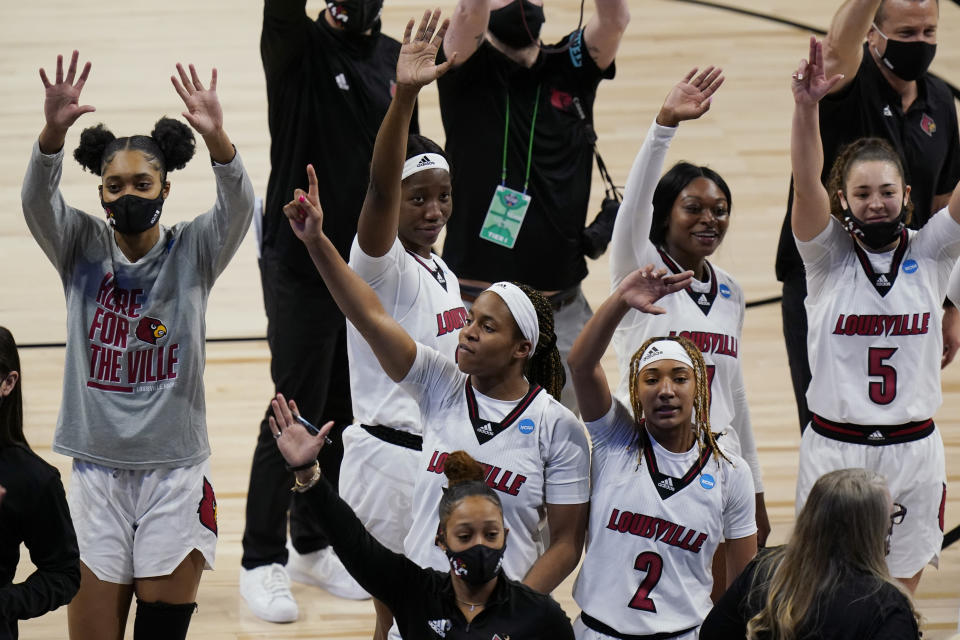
[825,137,912,225]
[627,335,729,465]
[437,450,502,533]
[74,117,196,181]
[511,283,565,401]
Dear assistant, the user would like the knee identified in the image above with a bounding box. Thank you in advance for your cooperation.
[133,599,196,640]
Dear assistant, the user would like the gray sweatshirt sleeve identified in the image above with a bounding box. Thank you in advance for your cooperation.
[21,141,101,279]
[184,150,255,285]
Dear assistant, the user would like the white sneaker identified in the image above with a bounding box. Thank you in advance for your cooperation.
[239,563,299,623]
[286,541,370,600]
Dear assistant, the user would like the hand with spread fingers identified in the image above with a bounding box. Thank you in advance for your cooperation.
[396,8,456,88]
[171,63,223,137]
[792,36,844,106]
[617,264,694,315]
[657,66,724,127]
[283,164,325,247]
[268,392,333,470]
[38,50,95,152]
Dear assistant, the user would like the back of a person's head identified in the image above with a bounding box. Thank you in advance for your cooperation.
[0,326,26,448]
[746,469,917,639]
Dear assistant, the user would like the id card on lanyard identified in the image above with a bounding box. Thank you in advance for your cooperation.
[479,85,541,250]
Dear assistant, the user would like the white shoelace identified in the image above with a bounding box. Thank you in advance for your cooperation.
[263,564,292,597]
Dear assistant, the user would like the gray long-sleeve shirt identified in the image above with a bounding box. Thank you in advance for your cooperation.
[21,141,254,469]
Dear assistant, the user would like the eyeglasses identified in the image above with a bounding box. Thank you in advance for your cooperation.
[890,503,907,526]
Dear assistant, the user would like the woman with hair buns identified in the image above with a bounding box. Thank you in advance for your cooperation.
[21,50,253,639]
[567,265,757,640]
[268,402,574,637]
[700,468,920,640]
[280,90,590,599]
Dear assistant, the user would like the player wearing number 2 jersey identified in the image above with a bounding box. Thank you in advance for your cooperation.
[790,38,960,591]
[567,268,756,640]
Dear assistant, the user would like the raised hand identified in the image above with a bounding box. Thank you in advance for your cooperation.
[283,164,325,247]
[171,63,223,136]
[792,36,844,106]
[657,66,724,127]
[396,9,456,88]
[268,392,332,469]
[617,265,694,315]
[39,50,95,135]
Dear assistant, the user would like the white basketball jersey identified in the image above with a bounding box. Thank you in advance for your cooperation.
[573,401,756,636]
[400,344,591,579]
[348,238,467,434]
[801,212,960,425]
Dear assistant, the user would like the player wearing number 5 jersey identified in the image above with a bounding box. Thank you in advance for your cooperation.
[791,38,960,592]
[567,267,756,640]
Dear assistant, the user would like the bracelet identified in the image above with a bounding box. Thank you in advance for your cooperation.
[285,459,318,472]
[291,462,321,493]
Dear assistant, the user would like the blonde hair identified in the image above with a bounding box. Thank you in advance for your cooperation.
[627,335,728,465]
[746,469,921,639]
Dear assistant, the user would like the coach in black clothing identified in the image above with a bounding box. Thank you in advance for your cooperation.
[241,0,416,622]
[436,0,629,412]
[776,0,960,431]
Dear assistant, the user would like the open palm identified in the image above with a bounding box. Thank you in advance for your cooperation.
[396,9,454,88]
[171,63,223,136]
[39,50,95,132]
[619,265,694,315]
[659,66,724,126]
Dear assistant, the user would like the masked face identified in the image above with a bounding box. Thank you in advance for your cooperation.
[326,0,384,33]
[487,0,545,49]
[839,159,910,250]
[102,193,165,234]
[445,542,506,585]
[871,23,936,81]
[438,494,507,586]
[99,149,168,236]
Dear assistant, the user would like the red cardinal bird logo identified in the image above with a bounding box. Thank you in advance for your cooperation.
[135,317,167,345]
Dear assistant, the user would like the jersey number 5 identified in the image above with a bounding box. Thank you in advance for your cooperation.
[868,347,898,405]
[628,552,663,612]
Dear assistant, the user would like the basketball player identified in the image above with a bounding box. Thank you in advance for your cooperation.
[567,266,757,640]
[281,152,590,598]
[22,52,253,639]
[791,37,960,593]
[335,11,466,639]
[609,67,769,546]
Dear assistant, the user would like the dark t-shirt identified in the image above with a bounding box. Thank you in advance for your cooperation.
[0,445,80,640]
[261,0,416,279]
[775,44,960,282]
[700,549,920,640]
[438,31,614,290]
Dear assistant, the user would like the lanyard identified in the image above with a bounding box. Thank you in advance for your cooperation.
[500,84,541,195]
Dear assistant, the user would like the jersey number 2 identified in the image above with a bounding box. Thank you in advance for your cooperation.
[628,552,663,612]
[868,347,898,405]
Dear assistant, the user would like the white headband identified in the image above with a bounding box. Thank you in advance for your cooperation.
[638,340,694,371]
[401,153,450,181]
[485,282,539,356]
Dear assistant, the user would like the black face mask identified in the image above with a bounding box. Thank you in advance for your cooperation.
[327,0,383,34]
[102,193,164,235]
[445,543,505,585]
[488,0,545,49]
[841,202,906,250]
[872,24,936,82]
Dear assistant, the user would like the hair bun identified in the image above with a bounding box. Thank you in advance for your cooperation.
[443,451,487,487]
[151,117,196,172]
[73,124,116,175]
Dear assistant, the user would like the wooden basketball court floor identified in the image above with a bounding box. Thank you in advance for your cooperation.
[2,0,959,637]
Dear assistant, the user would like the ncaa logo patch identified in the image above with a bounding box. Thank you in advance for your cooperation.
[699,474,716,490]
[518,418,535,434]
[718,284,732,298]
[902,259,918,274]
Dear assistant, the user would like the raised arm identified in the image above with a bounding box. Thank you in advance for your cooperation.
[582,0,630,71]
[171,64,235,164]
[37,50,94,154]
[261,0,310,75]
[442,0,491,66]
[791,38,845,242]
[287,166,417,382]
[568,265,693,422]
[821,0,881,94]
[358,11,454,257]
[610,67,724,286]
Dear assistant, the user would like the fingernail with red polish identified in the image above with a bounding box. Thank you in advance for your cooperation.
[299,195,305,203]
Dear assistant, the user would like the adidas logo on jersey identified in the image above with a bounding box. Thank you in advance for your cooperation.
[427,619,451,637]
[477,423,495,437]
[868,430,886,441]
[416,155,435,167]
[657,477,676,492]
[697,294,710,306]
[875,274,891,287]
